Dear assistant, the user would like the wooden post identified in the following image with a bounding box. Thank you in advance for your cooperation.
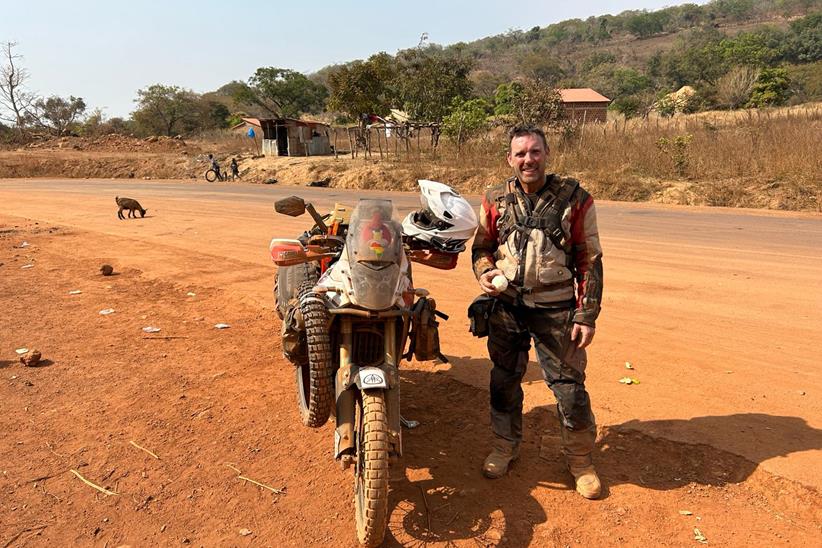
[416,126,421,157]
[348,128,355,159]
[377,127,383,160]
[333,128,338,159]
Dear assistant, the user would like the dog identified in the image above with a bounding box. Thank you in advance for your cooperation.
[116,196,147,219]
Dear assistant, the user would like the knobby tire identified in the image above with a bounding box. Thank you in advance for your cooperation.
[355,390,390,547]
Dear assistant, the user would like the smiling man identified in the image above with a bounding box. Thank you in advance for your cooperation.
[469,124,604,499]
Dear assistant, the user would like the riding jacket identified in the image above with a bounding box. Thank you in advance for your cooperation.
[471,174,603,326]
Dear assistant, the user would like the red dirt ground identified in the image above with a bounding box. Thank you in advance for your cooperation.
[1,181,820,546]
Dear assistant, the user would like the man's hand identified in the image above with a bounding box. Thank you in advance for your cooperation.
[571,323,596,349]
[479,268,504,296]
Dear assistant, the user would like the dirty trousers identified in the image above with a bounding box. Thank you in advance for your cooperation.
[487,300,595,443]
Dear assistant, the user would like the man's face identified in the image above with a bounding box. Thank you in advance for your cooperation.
[507,133,548,186]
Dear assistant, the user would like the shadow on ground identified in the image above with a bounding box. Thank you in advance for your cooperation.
[383,368,822,546]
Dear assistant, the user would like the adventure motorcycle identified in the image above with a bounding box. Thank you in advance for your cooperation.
[269,182,476,546]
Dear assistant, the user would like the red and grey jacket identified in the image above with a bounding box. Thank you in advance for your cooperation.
[471,174,603,326]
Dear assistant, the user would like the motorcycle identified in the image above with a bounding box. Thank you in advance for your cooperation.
[270,191,470,546]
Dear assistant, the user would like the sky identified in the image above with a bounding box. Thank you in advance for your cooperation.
[0,0,704,118]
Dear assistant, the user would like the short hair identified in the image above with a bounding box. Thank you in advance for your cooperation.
[508,124,548,151]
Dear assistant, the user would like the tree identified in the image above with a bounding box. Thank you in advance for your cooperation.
[656,29,728,88]
[234,67,327,118]
[326,53,397,121]
[787,13,822,63]
[493,82,523,116]
[393,47,474,122]
[199,100,230,129]
[518,52,566,83]
[625,11,669,38]
[719,27,787,67]
[747,67,792,107]
[29,95,86,136]
[0,42,37,132]
[441,97,491,148]
[509,78,563,127]
[715,65,760,108]
[131,84,200,136]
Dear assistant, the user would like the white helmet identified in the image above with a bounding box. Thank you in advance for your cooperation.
[402,180,478,253]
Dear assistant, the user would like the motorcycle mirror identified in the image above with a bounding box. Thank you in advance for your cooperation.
[274,196,307,217]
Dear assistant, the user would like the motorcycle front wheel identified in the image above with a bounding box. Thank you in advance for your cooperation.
[295,282,333,427]
[354,390,390,547]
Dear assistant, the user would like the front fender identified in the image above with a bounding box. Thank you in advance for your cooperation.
[334,363,402,459]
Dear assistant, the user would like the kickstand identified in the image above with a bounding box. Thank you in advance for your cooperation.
[400,415,420,429]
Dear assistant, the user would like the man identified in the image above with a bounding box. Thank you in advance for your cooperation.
[470,124,604,499]
[208,154,223,181]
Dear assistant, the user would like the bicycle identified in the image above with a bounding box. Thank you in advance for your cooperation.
[205,168,228,182]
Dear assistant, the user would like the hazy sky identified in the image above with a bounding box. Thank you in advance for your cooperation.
[0,0,703,118]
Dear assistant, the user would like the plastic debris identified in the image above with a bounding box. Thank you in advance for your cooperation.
[694,527,708,544]
[142,326,161,333]
[214,323,230,329]
[679,510,693,516]
[239,528,252,537]
[619,377,640,385]
[21,264,34,269]
[625,361,634,369]
[68,290,82,295]
[18,241,30,248]
[186,292,196,297]
[15,348,29,355]
[99,308,115,315]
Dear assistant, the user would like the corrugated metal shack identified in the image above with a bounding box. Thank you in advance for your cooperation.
[257,118,332,156]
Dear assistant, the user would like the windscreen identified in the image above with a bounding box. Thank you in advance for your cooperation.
[346,200,403,310]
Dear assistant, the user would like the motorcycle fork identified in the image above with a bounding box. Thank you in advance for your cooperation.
[334,317,403,466]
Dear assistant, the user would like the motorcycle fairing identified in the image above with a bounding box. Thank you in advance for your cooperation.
[318,200,410,310]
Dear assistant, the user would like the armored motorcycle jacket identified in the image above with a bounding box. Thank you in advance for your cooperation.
[472,174,603,326]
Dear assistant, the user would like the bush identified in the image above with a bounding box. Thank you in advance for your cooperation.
[656,134,693,176]
[747,67,792,107]
[441,97,491,148]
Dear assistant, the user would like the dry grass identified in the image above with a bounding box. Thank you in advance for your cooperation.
[355,104,822,211]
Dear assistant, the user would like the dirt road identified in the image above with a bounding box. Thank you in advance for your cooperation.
[1,178,820,546]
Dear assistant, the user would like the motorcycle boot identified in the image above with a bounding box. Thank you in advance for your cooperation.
[482,436,520,479]
[560,425,601,499]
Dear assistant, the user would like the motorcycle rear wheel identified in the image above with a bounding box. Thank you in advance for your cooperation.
[295,282,333,427]
[354,391,390,547]
[205,169,218,182]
